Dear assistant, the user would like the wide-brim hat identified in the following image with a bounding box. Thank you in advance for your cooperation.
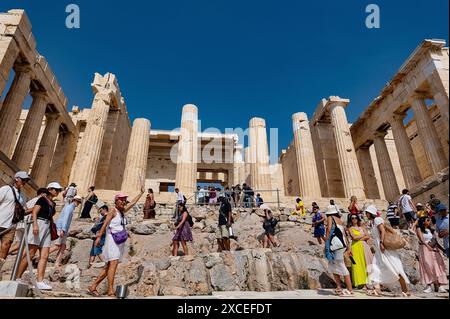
[365,205,378,216]
[325,205,339,215]
[72,196,83,202]
[47,182,63,191]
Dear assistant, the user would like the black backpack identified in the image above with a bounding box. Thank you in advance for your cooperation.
[187,213,194,227]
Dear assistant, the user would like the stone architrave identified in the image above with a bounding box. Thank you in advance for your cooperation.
[427,63,449,134]
[389,113,422,188]
[328,98,365,200]
[373,132,400,202]
[356,146,380,199]
[12,91,48,171]
[410,96,448,174]
[31,113,61,187]
[122,118,151,192]
[0,64,31,155]
[175,104,198,195]
[71,92,111,192]
[248,118,272,192]
[292,112,321,198]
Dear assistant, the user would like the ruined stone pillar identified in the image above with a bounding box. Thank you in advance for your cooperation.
[292,112,321,198]
[410,96,448,174]
[248,118,272,192]
[389,113,422,188]
[48,131,78,187]
[12,91,48,171]
[427,66,449,135]
[0,64,31,155]
[0,37,19,97]
[328,99,365,199]
[373,132,400,202]
[175,104,198,195]
[31,113,61,187]
[71,97,110,192]
[121,119,151,192]
[356,146,380,199]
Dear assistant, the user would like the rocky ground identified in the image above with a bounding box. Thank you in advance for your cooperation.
[1,205,449,299]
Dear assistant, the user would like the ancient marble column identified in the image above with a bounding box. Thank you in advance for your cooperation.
[12,91,48,171]
[427,67,449,134]
[328,99,366,199]
[410,96,448,174]
[373,132,400,202]
[292,112,321,198]
[71,95,111,192]
[0,37,19,97]
[31,113,61,187]
[175,104,198,195]
[121,118,151,192]
[356,146,380,199]
[389,113,422,188]
[248,118,272,192]
[0,64,31,155]
[48,131,78,187]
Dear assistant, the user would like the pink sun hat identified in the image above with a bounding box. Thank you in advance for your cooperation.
[115,193,128,201]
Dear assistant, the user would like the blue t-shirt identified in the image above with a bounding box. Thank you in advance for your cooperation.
[435,215,449,250]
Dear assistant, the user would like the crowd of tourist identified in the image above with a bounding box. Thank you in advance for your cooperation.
[0,171,448,298]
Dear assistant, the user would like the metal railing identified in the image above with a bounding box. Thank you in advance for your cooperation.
[193,189,281,209]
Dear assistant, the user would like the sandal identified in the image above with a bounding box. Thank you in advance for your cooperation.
[366,289,382,297]
[401,292,411,298]
[334,288,344,296]
[88,287,101,297]
[340,289,355,297]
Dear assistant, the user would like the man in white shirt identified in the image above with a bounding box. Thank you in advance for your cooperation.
[174,188,185,219]
[196,186,206,205]
[398,189,417,230]
[0,172,29,273]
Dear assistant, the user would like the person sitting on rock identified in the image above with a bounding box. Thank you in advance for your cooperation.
[216,195,232,252]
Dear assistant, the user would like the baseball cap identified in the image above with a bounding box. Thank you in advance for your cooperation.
[72,196,83,202]
[47,182,63,190]
[115,193,128,201]
[436,204,448,212]
[15,171,30,180]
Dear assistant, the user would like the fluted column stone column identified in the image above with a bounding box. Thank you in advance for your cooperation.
[0,64,32,154]
[389,113,422,188]
[373,132,400,202]
[328,99,365,199]
[0,37,19,97]
[31,113,61,187]
[249,118,272,192]
[12,91,48,171]
[427,68,449,135]
[356,146,381,199]
[121,119,151,192]
[410,96,447,174]
[175,104,198,195]
[48,131,78,187]
[292,112,321,198]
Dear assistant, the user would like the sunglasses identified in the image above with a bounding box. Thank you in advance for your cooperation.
[351,216,358,220]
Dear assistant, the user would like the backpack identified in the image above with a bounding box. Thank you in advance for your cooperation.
[188,214,194,227]
[183,195,187,204]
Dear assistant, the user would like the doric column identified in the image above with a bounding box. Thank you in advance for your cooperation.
[292,112,321,198]
[410,96,447,174]
[373,132,400,202]
[31,113,61,187]
[0,37,19,97]
[356,145,380,199]
[48,130,78,187]
[328,98,365,199]
[121,118,151,192]
[71,95,111,192]
[12,91,48,171]
[389,113,422,188]
[0,64,31,155]
[248,118,272,192]
[175,104,198,195]
[427,66,449,134]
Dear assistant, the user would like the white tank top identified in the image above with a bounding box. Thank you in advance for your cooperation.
[423,229,433,244]
[109,208,126,233]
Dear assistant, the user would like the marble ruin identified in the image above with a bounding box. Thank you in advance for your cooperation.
[0,9,449,207]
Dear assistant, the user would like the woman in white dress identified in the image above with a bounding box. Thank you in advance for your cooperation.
[89,187,144,297]
[364,205,410,297]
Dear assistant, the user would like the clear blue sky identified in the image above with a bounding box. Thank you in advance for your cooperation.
[1,0,448,156]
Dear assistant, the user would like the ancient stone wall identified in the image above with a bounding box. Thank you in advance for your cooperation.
[280,143,299,197]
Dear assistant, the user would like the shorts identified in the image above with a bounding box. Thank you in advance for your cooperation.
[0,227,16,244]
[27,219,51,248]
[388,218,400,227]
[215,225,230,239]
[404,211,417,222]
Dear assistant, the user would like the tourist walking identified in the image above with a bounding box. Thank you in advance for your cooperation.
[398,189,417,230]
[261,204,279,248]
[173,188,185,219]
[0,172,29,275]
[348,196,361,216]
[196,186,205,205]
[80,186,98,219]
[52,196,83,269]
[88,205,109,268]
[348,214,369,288]
[89,188,144,297]
[16,182,63,291]
[172,203,193,256]
[216,195,232,252]
[242,184,254,208]
[311,204,326,244]
[435,204,449,258]
[209,187,217,205]
[364,205,410,297]
[386,202,400,229]
[256,194,264,207]
[62,183,77,206]
[324,205,354,296]
[143,189,156,220]
[416,217,448,293]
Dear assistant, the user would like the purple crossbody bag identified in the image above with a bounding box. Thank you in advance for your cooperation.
[111,213,128,245]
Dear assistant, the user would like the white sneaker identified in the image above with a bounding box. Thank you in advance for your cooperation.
[423,286,433,293]
[36,281,52,291]
[438,287,448,293]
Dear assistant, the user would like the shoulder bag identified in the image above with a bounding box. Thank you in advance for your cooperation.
[111,213,128,245]
[10,186,25,224]
[383,222,407,250]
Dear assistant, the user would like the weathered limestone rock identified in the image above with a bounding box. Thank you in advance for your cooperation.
[292,113,321,198]
[249,118,272,192]
[122,118,151,192]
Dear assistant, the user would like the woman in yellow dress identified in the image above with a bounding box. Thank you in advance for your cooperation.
[348,214,369,288]
[292,198,306,218]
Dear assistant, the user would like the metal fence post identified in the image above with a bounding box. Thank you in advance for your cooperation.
[277,189,280,210]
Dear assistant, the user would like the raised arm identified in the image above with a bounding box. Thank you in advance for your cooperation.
[124,187,145,213]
